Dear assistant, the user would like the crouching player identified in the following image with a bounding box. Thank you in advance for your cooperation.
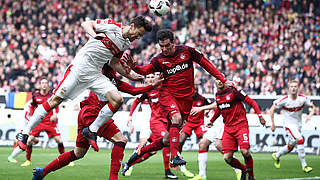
[32,64,161,180]
[207,78,265,180]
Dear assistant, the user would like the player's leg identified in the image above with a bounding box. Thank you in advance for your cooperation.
[190,137,211,180]
[237,125,254,179]
[83,75,121,151]
[180,125,197,177]
[8,140,23,163]
[21,135,36,166]
[18,65,77,150]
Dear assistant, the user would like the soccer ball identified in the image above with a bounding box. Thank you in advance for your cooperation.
[149,0,170,17]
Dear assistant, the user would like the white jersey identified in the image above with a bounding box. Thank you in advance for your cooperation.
[273,94,313,127]
[72,19,130,73]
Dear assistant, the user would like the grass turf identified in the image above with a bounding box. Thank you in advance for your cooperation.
[1,147,319,180]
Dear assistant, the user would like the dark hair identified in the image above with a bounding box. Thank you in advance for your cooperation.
[157,29,174,42]
[131,16,152,32]
[39,76,48,81]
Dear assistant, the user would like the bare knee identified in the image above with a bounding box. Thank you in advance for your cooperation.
[163,134,170,146]
[171,113,182,125]
[215,139,222,153]
[240,149,250,158]
[111,132,127,144]
[199,139,210,151]
[224,153,233,164]
[74,147,88,159]
[106,91,123,109]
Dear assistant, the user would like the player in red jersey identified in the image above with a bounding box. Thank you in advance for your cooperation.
[177,90,210,177]
[122,73,177,179]
[125,29,233,166]
[32,64,161,180]
[207,78,266,180]
[17,77,67,167]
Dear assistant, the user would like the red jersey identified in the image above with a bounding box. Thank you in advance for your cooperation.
[187,92,210,124]
[210,87,262,127]
[130,89,167,122]
[31,91,59,125]
[133,45,227,99]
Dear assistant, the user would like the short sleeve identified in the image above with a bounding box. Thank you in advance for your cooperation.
[273,98,285,109]
[234,89,247,101]
[188,46,204,63]
[304,96,313,106]
[95,19,121,33]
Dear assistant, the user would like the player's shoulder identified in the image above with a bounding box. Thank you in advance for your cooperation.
[275,95,289,103]
[32,90,41,97]
[96,18,122,30]
[298,94,308,99]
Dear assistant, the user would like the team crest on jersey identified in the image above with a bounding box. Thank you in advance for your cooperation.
[180,53,186,59]
[60,87,67,95]
[197,102,202,106]
[170,104,176,108]
[162,62,170,65]
[226,96,230,100]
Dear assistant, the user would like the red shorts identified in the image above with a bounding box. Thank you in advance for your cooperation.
[181,121,206,139]
[222,123,250,154]
[30,123,60,138]
[159,91,192,122]
[149,118,170,141]
[76,107,120,149]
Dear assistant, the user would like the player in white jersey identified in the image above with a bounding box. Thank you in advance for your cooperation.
[16,16,153,152]
[188,102,241,180]
[270,80,316,173]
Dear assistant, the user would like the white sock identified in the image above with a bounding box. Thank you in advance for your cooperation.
[89,103,115,132]
[180,165,187,172]
[9,147,23,158]
[22,104,48,134]
[297,144,307,168]
[198,152,208,178]
[275,145,290,159]
[233,167,241,173]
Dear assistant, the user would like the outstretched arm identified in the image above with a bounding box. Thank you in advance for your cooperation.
[190,102,217,116]
[198,57,227,83]
[118,82,153,96]
[110,57,143,81]
[243,96,265,126]
[122,53,155,75]
[81,20,106,40]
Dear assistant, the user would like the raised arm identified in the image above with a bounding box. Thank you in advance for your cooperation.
[243,96,265,126]
[306,103,316,122]
[198,57,227,83]
[81,20,106,40]
[190,102,217,116]
[118,81,153,96]
[109,57,143,81]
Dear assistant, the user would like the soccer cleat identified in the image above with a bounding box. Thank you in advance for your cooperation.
[272,153,280,169]
[67,161,75,167]
[82,127,99,152]
[32,168,44,180]
[188,175,206,180]
[236,170,242,180]
[16,133,28,151]
[248,176,256,180]
[170,156,186,167]
[302,166,312,173]
[165,169,178,179]
[124,167,133,176]
[7,156,18,163]
[182,170,194,178]
[240,170,247,180]
[21,160,31,167]
[121,162,130,176]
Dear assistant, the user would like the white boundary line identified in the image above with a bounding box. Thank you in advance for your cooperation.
[267,177,320,180]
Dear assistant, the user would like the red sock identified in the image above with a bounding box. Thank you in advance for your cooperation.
[245,155,254,177]
[26,145,32,161]
[140,138,164,155]
[228,157,246,171]
[43,150,78,176]
[58,143,65,154]
[132,152,153,166]
[14,140,18,149]
[169,124,180,158]
[162,147,170,170]
[109,142,126,180]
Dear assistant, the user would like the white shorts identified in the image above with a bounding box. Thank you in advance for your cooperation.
[285,124,302,145]
[54,65,117,100]
[139,117,151,139]
[203,117,224,143]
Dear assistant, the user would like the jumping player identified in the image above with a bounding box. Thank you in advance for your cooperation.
[17,16,152,152]
[125,29,233,166]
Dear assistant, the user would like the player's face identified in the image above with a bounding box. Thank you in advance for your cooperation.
[154,72,161,79]
[214,79,224,90]
[145,74,155,85]
[40,79,49,90]
[128,25,146,42]
[159,39,175,56]
[289,82,298,95]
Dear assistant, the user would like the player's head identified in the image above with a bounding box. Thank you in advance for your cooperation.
[145,73,155,85]
[288,80,299,95]
[154,72,161,79]
[157,29,175,56]
[127,16,152,42]
[39,77,49,91]
[214,78,225,90]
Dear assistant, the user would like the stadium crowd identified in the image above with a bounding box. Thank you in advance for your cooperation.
[0,0,319,99]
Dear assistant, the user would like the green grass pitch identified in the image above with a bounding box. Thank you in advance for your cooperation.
[1,147,319,180]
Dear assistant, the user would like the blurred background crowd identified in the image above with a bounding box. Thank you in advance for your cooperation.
[0,0,319,111]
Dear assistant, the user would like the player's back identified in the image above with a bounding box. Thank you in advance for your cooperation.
[73,19,130,72]
[151,45,200,99]
[145,90,167,122]
[215,87,248,126]
[187,92,210,124]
